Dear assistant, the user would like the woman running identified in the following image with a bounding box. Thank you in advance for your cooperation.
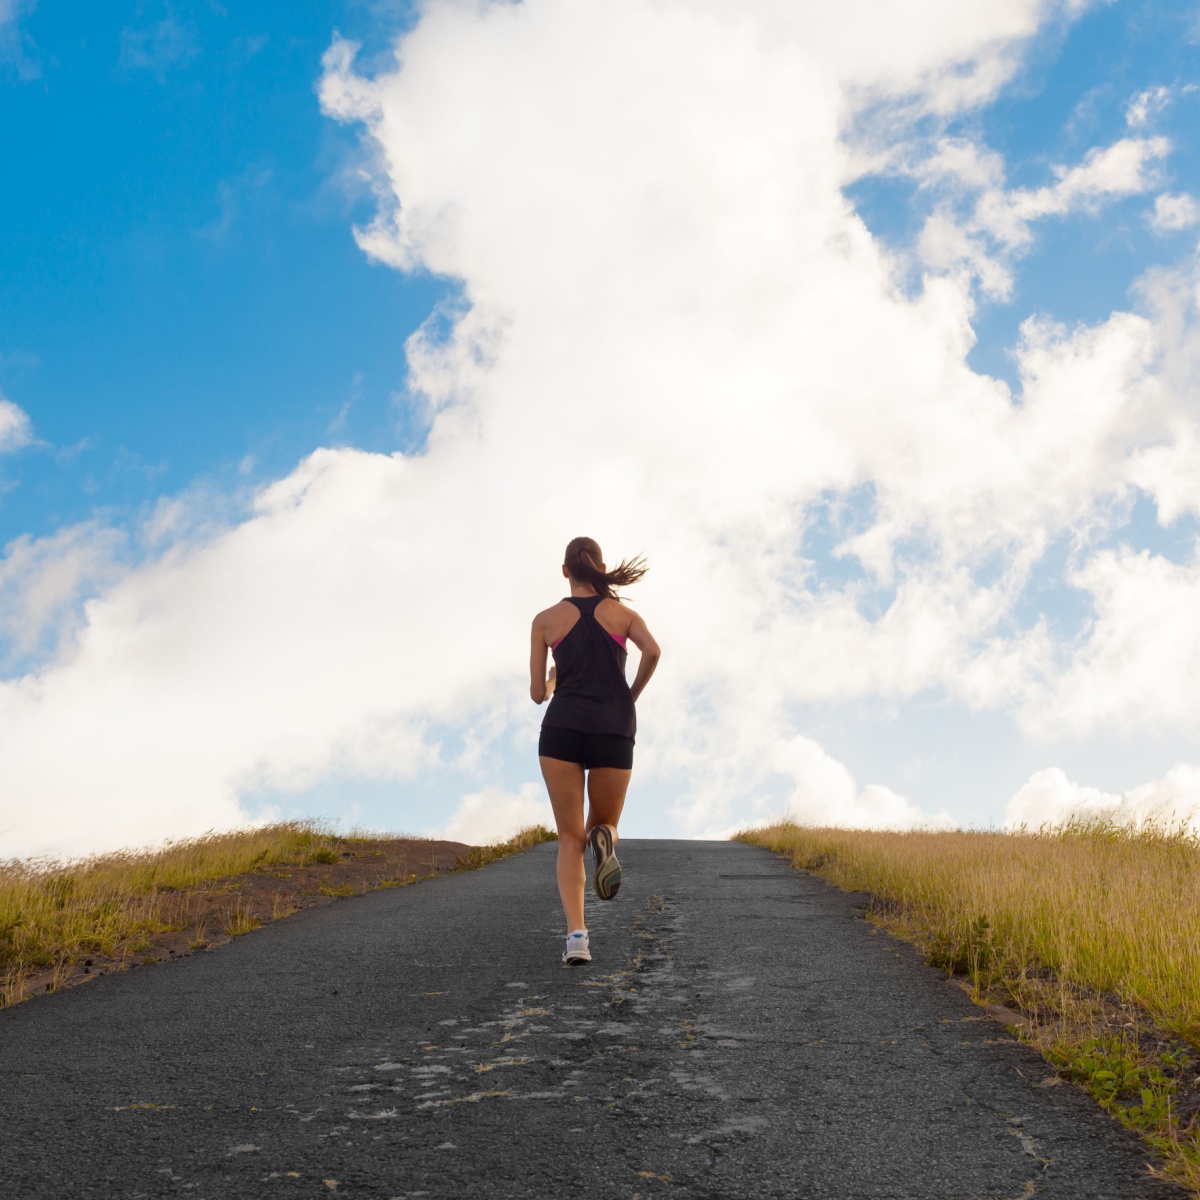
[530,537,661,965]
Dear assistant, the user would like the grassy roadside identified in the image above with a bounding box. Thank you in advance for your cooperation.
[1,822,556,1009]
[454,824,558,870]
[738,821,1200,1193]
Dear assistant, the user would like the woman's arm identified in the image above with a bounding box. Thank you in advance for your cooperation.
[626,610,661,703]
[530,614,556,704]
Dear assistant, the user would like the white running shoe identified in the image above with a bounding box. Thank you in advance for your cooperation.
[562,929,591,965]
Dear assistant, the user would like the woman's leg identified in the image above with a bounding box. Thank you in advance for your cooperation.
[540,755,587,933]
[585,768,632,844]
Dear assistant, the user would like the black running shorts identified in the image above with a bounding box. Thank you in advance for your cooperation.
[538,727,634,770]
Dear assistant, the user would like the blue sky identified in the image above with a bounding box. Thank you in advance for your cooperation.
[5,0,1200,855]
[968,3,1200,381]
[852,3,1200,385]
[0,1,443,545]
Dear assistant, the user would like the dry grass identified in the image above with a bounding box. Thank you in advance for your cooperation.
[738,820,1200,1192]
[454,825,558,871]
[0,821,554,1009]
[1,823,344,992]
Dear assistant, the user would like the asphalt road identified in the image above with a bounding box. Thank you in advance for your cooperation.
[0,840,1181,1199]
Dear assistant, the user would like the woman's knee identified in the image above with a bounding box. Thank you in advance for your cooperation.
[557,830,586,857]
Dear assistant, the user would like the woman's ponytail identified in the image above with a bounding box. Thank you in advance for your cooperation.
[564,536,647,600]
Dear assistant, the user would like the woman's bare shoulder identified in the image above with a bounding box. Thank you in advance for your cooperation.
[598,596,638,628]
[600,595,641,612]
[533,598,574,625]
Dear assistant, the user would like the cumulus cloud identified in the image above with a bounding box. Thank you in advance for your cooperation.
[1149,192,1200,232]
[7,0,1200,858]
[1125,85,1173,129]
[767,736,953,833]
[986,136,1169,242]
[0,396,32,453]
[0,522,125,670]
[1007,764,1200,830]
[915,133,1170,296]
[439,784,554,844]
[1020,549,1200,738]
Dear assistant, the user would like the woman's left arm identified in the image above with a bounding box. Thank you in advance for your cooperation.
[626,609,661,703]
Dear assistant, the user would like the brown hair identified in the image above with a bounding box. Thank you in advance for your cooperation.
[564,536,648,600]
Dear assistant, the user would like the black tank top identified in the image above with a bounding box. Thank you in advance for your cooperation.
[541,595,636,740]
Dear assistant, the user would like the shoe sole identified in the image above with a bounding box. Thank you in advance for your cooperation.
[588,826,622,901]
[562,951,592,965]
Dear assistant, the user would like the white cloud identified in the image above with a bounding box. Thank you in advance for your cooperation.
[1020,549,1200,739]
[773,736,954,832]
[973,136,1170,250]
[0,396,31,453]
[0,522,125,668]
[1126,257,1200,525]
[919,138,1008,192]
[7,0,1200,858]
[911,133,1169,296]
[1013,136,1169,219]
[917,207,1015,298]
[438,783,554,844]
[1007,764,1200,830]
[1149,192,1200,233]
[1126,85,1172,128]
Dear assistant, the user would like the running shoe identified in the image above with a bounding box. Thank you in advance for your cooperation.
[562,930,591,965]
[588,825,622,901]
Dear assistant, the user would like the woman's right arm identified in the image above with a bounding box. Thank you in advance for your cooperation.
[530,613,555,704]
[626,610,661,703]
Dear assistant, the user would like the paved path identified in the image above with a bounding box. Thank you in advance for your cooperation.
[0,840,1180,1198]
